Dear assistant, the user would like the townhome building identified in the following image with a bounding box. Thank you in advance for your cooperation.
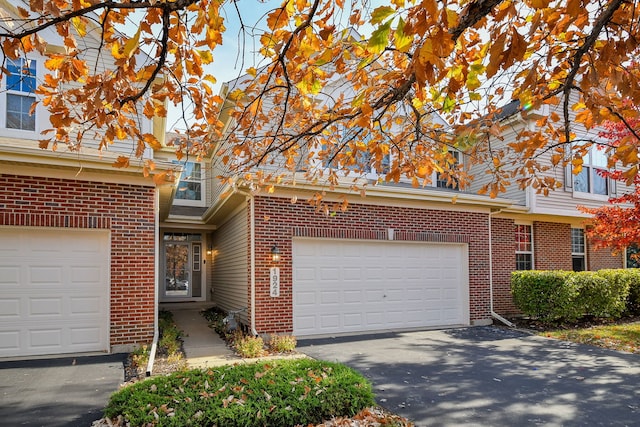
[0,5,174,358]
[0,14,631,358]
[154,81,629,339]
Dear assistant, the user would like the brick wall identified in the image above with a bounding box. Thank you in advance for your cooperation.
[587,239,623,270]
[0,173,155,348]
[533,221,572,270]
[251,196,492,334]
[490,217,518,315]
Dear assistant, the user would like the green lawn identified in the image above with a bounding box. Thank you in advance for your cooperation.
[541,321,640,353]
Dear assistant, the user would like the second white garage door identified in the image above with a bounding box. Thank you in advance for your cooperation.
[0,228,110,358]
[293,238,469,336]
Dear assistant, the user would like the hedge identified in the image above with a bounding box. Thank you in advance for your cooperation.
[104,359,375,427]
[511,271,578,321]
[511,269,640,323]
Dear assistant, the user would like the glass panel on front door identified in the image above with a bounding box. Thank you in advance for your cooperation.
[165,243,190,297]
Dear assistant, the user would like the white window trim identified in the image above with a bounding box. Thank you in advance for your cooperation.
[0,56,49,139]
[515,223,534,270]
[568,144,613,199]
[433,151,462,190]
[571,228,587,270]
[173,161,206,207]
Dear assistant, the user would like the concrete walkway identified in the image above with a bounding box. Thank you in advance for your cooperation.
[170,308,240,368]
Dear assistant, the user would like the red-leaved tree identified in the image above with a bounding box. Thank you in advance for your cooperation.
[581,114,640,259]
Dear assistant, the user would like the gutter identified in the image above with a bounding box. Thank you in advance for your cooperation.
[146,188,161,376]
[488,208,515,328]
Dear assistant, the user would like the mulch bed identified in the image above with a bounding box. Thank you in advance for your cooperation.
[506,314,640,332]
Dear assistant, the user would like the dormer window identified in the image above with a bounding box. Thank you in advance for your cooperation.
[5,59,37,131]
[435,151,460,190]
[573,145,609,196]
[174,161,205,206]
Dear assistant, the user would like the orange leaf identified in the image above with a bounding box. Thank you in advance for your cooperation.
[113,156,130,169]
[266,8,289,31]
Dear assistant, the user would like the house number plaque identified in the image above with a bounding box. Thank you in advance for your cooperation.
[270,267,280,297]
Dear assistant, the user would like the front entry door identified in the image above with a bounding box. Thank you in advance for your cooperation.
[162,233,203,300]
[164,242,190,297]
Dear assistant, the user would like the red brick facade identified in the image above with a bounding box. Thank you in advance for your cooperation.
[0,173,156,348]
[490,217,519,315]
[251,196,493,334]
[533,222,573,270]
[587,240,623,270]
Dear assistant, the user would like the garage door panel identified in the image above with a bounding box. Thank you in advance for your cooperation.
[0,331,19,351]
[0,267,19,286]
[343,290,362,303]
[365,312,383,325]
[71,266,103,284]
[342,267,362,280]
[320,314,340,328]
[320,268,339,280]
[30,266,64,285]
[0,228,109,357]
[296,291,316,305]
[30,298,63,316]
[320,291,340,304]
[386,290,404,301]
[365,289,384,302]
[0,298,20,318]
[70,297,102,315]
[293,239,468,336]
[70,327,104,346]
[343,313,362,327]
[30,328,63,349]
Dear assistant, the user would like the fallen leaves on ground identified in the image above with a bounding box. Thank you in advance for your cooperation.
[542,321,640,354]
[304,407,414,427]
[93,407,413,427]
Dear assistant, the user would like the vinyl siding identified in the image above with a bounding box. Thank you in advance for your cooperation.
[0,15,154,159]
[467,122,528,205]
[211,205,249,323]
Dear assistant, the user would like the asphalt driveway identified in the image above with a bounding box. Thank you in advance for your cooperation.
[298,326,640,427]
[0,354,125,427]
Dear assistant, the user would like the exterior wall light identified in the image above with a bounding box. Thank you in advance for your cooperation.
[271,244,281,263]
[207,243,213,256]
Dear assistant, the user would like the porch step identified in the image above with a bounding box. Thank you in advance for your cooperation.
[170,308,240,368]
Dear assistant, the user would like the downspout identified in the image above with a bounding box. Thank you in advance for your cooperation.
[146,188,160,376]
[489,208,515,328]
[235,189,258,336]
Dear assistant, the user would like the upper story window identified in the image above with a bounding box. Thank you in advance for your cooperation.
[571,228,586,271]
[515,224,533,270]
[5,58,37,131]
[435,151,460,190]
[174,161,205,206]
[323,127,389,176]
[573,145,609,196]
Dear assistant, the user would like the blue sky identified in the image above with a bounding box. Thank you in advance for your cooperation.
[121,0,381,130]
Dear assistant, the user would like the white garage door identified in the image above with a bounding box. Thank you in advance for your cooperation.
[293,238,469,336]
[0,228,110,358]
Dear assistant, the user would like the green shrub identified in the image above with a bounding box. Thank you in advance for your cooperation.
[511,270,580,322]
[234,332,265,358]
[592,269,633,317]
[157,310,183,357]
[268,334,297,353]
[104,359,375,427]
[201,306,227,335]
[132,344,150,368]
[621,269,640,315]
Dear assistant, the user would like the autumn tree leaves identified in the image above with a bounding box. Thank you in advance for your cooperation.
[0,0,639,198]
